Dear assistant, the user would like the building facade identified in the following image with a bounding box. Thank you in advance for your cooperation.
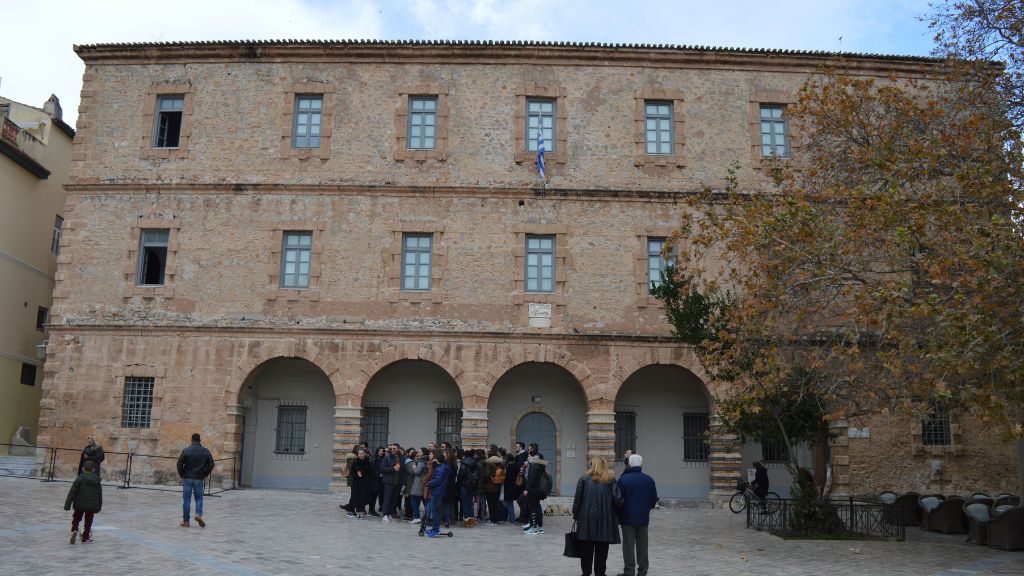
[1,94,73,452]
[40,40,1017,497]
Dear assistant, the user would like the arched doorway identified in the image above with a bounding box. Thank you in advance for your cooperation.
[488,362,587,496]
[240,357,335,490]
[615,364,710,498]
[361,360,462,449]
[516,411,557,488]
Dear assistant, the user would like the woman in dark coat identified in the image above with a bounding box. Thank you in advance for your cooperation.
[349,448,374,519]
[77,436,105,478]
[572,457,622,576]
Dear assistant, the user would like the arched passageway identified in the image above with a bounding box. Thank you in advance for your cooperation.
[361,360,462,449]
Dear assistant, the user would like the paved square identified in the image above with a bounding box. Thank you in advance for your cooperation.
[0,477,1020,575]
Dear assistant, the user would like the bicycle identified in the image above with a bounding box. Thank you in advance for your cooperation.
[729,480,781,514]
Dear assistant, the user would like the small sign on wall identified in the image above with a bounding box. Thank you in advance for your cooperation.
[847,427,871,438]
[528,303,552,328]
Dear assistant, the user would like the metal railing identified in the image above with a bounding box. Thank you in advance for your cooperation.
[746,497,905,540]
[0,442,237,496]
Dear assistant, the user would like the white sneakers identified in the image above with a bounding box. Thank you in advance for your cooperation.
[382,515,392,523]
[410,518,421,524]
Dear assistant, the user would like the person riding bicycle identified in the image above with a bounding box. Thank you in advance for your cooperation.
[750,461,769,500]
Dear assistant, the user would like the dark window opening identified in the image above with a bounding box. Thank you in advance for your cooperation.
[435,404,462,447]
[761,439,789,463]
[922,402,951,446]
[20,363,37,386]
[136,229,169,286]
[682,411,710,462]
[121,376,155,428]
[36,307,48,331]
[614,411,636,458]
[362,404,390,449]
[275,405,308,454]
[153,96,184,148]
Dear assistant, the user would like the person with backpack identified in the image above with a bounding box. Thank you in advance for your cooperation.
[482,446,505,524]
[505,442,527,524]
[521,446,549,535]
[457,450,480,524]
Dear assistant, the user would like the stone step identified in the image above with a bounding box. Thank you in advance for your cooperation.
[0,456,39,477]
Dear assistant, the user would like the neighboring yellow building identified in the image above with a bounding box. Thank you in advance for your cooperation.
[0,93,74,452]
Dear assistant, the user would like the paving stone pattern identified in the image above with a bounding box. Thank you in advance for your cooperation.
[0,477,1020,576]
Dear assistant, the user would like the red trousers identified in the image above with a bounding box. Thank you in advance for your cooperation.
[72,509,94,538]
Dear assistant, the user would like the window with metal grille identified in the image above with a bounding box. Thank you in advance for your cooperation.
[280,231,312,289]
[408,97,438,149]
[402,233,432,291]
[682,411,710,462]
[362,404,390,449]
[644,101,673,154]
[761,439,789,463]
[121,376,155,428]
[760,104,789,158]
[275,405,308,454]
[136,229,169,286]
[435,404,462,447]
[614,411,636,459]
[52,215,63,255]
[525,235,555,293]
[526,98,555,152]
[922,402,951,445]
[292,96,323,149]
[152,95,184,148]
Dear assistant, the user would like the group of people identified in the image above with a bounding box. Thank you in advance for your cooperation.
[64,432,215,544]
[340,440,554,537]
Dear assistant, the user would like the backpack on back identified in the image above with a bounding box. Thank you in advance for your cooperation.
[538,470,553,499]
[491,464,506,486]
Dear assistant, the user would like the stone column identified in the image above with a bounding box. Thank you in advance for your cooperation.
[828,419,851,497]
[586,411,616,465]
[461,408,489,450]
[331,406,363,492]
[222,403,245,489]
[708,414,743,507]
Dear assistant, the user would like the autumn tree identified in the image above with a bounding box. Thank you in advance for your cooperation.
[658,66,1024,497]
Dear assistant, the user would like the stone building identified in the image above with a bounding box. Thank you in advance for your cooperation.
[40,40,1018,497]
[1,93,73,453]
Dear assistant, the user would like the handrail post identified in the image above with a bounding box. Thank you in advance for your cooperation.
[122,453,131,488]
[48,447,56,482]
[232,456,237,490]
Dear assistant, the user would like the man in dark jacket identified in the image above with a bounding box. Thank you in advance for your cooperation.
[505,441,527,522]
[617,454,658,576]
[379,444,403,522]
[177,433,214,527]
[65,460,102,544]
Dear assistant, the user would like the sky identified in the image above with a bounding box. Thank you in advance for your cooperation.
[0,0,938,128]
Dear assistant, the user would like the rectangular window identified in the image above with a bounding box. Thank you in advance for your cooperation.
[401,233,433,291]
[922,402,951,446]
[647,237,674,291]
[121,376,155,428]
[292,96,323,149]
[645,101,673,154]
[760,104,789,158]
[136,229,169,286]
[51,215,63,255]
[435,404,462,447]
[36,307,48,332]
[614,411,637,459]
[525,235,555,293]
[682,411,710,462]
[152,95,184,148]
[362,405,390,449]
[761,439,789,463]
[407,97,437,150]
[526,98,555,152]
[20,363,37,386]
[275,405,308,454]
[280,231,312,289]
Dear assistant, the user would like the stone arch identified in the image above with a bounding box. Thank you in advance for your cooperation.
[609,345,713,408]
[224,339,341,408]
[349,341,467,404]
[481,344,594,403]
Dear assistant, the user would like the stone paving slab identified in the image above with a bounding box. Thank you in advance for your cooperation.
[0,477,1021,576]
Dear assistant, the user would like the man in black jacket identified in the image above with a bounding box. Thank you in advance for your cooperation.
[177,433,214,527]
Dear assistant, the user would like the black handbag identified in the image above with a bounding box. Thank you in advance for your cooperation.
[563,521,580,558]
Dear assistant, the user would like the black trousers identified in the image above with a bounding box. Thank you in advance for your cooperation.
[577,540,609,576]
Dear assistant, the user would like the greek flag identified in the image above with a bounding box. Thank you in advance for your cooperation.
[536,127,546,181]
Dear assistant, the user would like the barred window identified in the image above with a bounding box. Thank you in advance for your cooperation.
[761,439,789,463]
[435,404,462,447]
[922,402,951,446]
[362,404,390,449]
[275,405,308,454]
[121,376,155,428]
[682,411,710,462]
[615,411,637,459]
